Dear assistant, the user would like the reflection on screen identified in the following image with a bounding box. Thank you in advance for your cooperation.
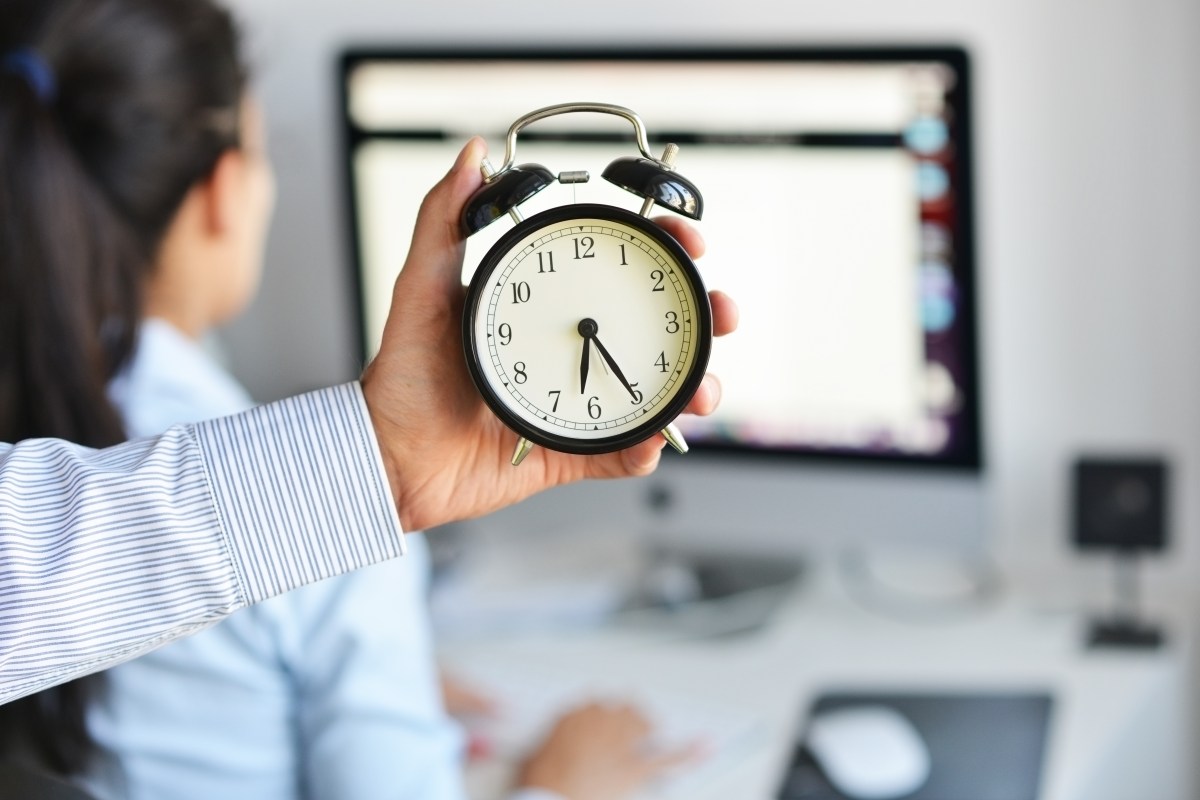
[343,53,978,466]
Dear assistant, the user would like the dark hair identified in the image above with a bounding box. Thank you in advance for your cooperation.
[0,0,245,776]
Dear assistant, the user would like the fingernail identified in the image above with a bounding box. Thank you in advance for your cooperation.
[455,135,485,171]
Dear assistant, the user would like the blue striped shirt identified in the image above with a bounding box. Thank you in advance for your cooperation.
[0,382,405,705]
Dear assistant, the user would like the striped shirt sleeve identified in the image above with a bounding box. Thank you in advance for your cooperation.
[0,382,405,705]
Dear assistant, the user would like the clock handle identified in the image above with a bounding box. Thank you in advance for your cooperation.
[498,103,704,221]
[494,102,658,174]
[463,102,703,234]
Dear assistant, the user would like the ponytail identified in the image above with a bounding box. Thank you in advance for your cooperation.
[0,60,140,449]
[0,0,246,777]
[0,40,144,782]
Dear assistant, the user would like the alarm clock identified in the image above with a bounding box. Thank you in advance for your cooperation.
[460,102,712,466]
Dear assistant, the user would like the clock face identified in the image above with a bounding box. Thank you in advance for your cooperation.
[464,204,712,454]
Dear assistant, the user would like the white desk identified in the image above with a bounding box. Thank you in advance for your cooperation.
[440,562,1195,800]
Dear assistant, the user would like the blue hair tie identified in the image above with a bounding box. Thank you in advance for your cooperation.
[2,48,57,104]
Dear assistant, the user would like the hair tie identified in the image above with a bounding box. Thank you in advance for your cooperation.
[2,48,57,104]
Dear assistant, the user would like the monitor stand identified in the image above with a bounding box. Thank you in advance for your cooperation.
[614,545,806,638]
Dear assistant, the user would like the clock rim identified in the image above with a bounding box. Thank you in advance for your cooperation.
[462,203,713,455]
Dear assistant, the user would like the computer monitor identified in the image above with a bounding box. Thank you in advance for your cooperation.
[339,47,985,556]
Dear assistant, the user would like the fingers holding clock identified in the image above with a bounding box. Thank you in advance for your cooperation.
[649,214,733,335]
[616,437,669,477]
[362,136,489,528]
[648,215,733,336]
[649,216,733,412]
[647,213,732,333]
[612,377,720,476]
[651,215,706,260]
[687,291,736,413]
[401,136,487,292]
[373,137,739,521]
[677,291,735,416]
[684,374,723,418]
[613,290,734,477]
[709,290,738,337]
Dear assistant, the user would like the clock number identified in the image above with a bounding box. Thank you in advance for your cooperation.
[513,362,528,384]
[537,252,555,274]
[619,244,629,266]
[629,382,643,405]
[587,396,602,420]
[650,270,665,292]
[498,323,512,346]
[548,390,561,413]
[665,312,680,334]
[511,281,531,304]
[655,352,670,373]
[573,237,595,260]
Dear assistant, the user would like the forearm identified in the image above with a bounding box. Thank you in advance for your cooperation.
[0,382,404,705]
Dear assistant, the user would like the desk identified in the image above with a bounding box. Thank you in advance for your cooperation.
[440,562,1195,800]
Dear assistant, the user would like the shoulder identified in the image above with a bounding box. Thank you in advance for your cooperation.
[110,319,255,437]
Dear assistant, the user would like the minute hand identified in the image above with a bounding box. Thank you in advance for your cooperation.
[590,335,641,402]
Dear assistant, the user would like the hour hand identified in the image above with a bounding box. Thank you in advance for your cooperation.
[579,337,590,394]
[577,318,598,394]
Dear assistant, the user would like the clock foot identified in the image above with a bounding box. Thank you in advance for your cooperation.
[661,423,689,454]
[511,437,534,466]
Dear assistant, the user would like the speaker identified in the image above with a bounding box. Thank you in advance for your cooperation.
[1070,456,1170,649]
[1072,457,1169,552]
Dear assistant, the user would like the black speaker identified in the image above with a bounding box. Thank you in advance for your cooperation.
[1072,457,1168,552]
[1070,456,1170,649]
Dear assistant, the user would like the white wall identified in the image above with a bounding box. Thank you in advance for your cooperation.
[221,0,1200,599]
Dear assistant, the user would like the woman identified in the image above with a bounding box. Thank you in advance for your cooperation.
[0,1,696,798]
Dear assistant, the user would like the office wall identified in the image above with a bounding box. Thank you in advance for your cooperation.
[221,0,1200,597]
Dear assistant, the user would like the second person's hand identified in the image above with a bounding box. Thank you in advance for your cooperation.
[516,702,700,800]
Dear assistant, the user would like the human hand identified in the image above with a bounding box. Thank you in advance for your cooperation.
[440,670,500,761]
[516,702,698,800]
[439,670,498,720]
[360,137,739,531]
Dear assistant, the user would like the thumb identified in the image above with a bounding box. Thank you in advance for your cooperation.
[402,136,487,284]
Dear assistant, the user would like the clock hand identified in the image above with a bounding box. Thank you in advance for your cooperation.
[591,333,641,403]
[577,318,598,394]
[579,338,591,394]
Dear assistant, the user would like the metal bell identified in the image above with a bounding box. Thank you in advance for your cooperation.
[461,163,555,235]
[601,157,704,220]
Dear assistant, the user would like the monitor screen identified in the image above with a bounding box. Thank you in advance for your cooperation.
[340,48,982,478]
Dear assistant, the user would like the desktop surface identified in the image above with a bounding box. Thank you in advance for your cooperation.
[439,561,1193,800]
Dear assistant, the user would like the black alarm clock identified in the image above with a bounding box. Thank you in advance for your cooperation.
[461,103,712,466]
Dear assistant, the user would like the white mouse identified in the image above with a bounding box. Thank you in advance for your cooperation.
[805,704,931,800]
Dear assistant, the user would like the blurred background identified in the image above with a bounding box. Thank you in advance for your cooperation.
[224,0,1200,602]
[213,1,1200,797]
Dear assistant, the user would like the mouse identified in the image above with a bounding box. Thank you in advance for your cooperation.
[804,704,931,800]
